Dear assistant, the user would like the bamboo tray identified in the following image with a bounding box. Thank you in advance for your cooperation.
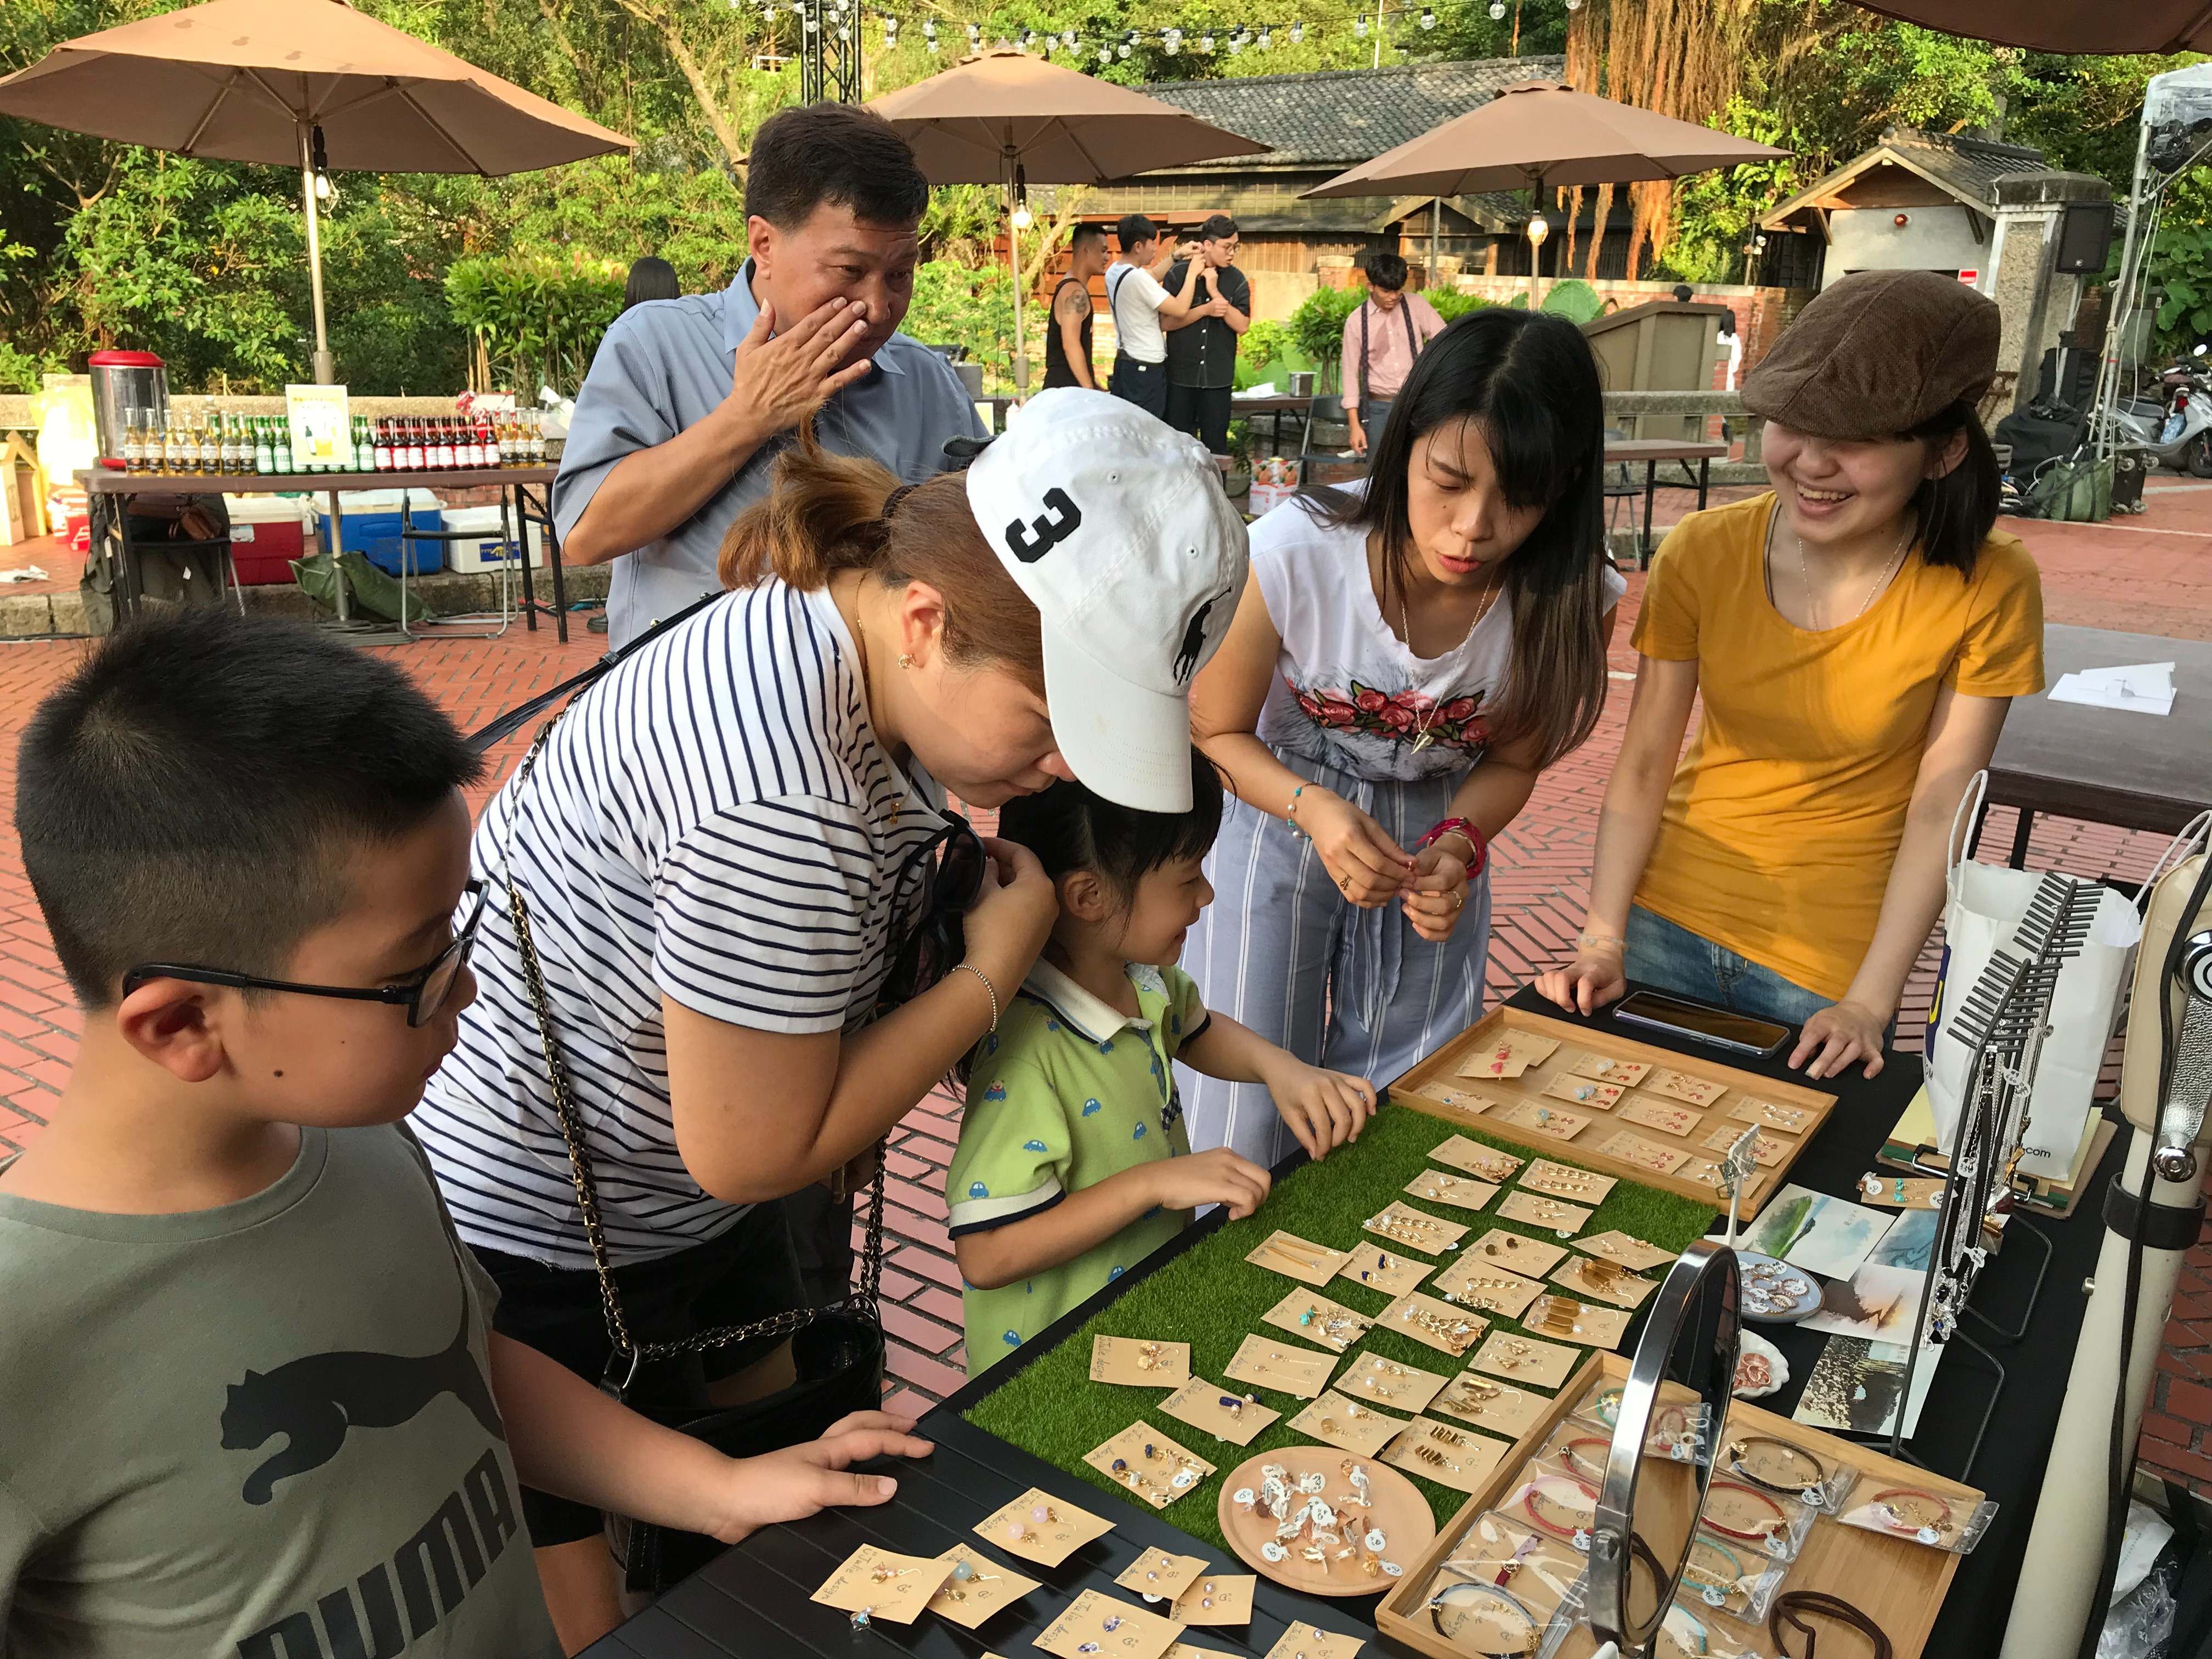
[1375,1351,1978,1659]
[1389,1006,1837,1222]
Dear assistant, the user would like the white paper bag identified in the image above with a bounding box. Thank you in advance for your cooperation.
[1925,775,2140,1181]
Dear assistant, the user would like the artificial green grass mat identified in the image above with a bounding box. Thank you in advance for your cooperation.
[963,1100,1718,1551]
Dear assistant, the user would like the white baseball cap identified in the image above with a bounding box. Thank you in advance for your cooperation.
[965,388,1249,812]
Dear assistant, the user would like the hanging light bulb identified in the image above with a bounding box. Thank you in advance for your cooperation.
[1257,25,1271,47]
[1226,28,1242,51]
[1419,6,1434,24]
[1062,27,1075,46]
[837,22,850,39]
[967,20,981,42]
[1199,29,1214,49]
[1012,204,1033,229]
[1289,20,1303,40]
[884,15,898,43]
[1489,1,1505,15]
[1353,14,1368,36]
[1021,26,1036,46]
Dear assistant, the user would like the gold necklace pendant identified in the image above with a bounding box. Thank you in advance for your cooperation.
[1410,731,1434,754]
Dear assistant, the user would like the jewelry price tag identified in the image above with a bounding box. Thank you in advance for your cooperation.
[1579,1229,1675,1271]
[1263,1619,1366,1659]
[1569,1053,1653,1087]
[1594,1129,1691,1176]
[1521,1159,1618,1204]
[1261,1288,1374,1353]
[1458,1031,1560,1079]
[1497,1099,1591,1143]
[1381,1290,1490,1358]
[1464,1227,1568,1276]
[1224,1334,1337,1398]
[1700,1124,1787,1166]
[1470,1330,1580,1389]
[1086,1424,1217,1510]
[1731,1097,1812,1134]
[1649,1069,1728,1107]
[1115,1548,1209,1604]
[1542,1075,1624,1110]
[1338,1351,1451,1412]
[1363,1200,1470,1253]
[928,1544,1041,1629]
[1427,1135,1525,1182]
[1496,1189,1593,1234]
[1170,1573,1257,1627]
[1525,1293,1633,1348]
[1433,1369,1550,1436]
[1401,1169,1500,1212]
[1617,1097,1701,1138]
[810,1544,956,1629]
[1861,1172,1944,1209]
[1244,1229,1353,1287]
[1552,1255,1657,1308]
[1335,1245,1430,1297]
[1035,1589,1186,1659]
[1092,1335,1193,1386]
[1158,1376,1280,1446]
[1166,1645,1243,1659]
[1383,1416,1509,1494]
[1401,1082,1502,1119]
[975,1488,1116,1567]
[1429,1260,1545,1319]
[1288,1390,1407,1455]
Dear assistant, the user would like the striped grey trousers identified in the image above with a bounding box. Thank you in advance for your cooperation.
[1181,748,1493,1168]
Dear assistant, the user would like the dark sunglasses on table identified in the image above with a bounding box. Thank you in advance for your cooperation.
[120,881,489,1029]
[876,817,989,1017]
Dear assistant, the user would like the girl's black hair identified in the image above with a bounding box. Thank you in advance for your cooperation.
[996,752,1224,906]
[1299,306,1612,769]
[1900,400,2001,575]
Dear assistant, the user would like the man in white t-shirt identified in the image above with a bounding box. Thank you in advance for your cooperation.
[1104,213,1209,419]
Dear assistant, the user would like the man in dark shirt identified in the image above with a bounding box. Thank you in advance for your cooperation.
[1045,224,1111,391]
[1162,214,1251,454]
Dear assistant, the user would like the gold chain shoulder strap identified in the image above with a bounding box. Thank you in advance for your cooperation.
[498,721,886,1394]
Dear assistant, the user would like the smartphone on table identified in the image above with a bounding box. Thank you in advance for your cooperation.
[1611,990,1791,1058]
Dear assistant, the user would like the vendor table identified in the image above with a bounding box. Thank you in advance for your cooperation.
[1604,438,1728,565]
[76,465,573,643]
[585,983,2108,1659]
[1973,623,2212,868]
[982,393,1318,456]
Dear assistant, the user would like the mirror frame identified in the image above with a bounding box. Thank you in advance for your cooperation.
[1583,1239,1742,1654]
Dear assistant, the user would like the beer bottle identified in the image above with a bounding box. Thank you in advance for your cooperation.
[252,417,271,474]
[273,417,294,473]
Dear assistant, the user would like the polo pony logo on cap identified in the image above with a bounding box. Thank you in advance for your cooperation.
[1174,587,1232,685]
[1004,487,1083,563]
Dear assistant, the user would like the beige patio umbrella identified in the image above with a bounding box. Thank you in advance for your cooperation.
[1302,81,1785,300]
[869,50,1266,398]
[0,0,631,382]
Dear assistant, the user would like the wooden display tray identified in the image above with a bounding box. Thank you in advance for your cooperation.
[1375,1351,1980,1659]
[1390,1007,1836,1221]
[1214,1444,1438,1598]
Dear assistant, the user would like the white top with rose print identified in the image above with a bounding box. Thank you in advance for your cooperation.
[1250,486,1624,785]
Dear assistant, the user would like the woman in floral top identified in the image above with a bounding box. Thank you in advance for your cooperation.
[1183,310,1623,1165]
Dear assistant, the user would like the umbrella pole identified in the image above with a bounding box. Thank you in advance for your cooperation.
[1429,196,1440,292]
[1006,162,1029,407]
[297,125,336,386]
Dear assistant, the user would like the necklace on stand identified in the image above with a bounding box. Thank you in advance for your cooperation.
[1793,522,1911,629]
[1397,574,1504,755]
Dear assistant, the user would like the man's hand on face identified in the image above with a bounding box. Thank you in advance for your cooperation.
[720,297,876,441]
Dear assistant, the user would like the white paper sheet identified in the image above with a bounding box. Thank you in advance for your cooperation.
[2049,661,2175,716]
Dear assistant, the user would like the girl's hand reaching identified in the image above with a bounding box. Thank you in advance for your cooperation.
[1260,1056,1379,1159]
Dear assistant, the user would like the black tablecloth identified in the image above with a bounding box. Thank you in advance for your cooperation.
[584,984,2110,1659]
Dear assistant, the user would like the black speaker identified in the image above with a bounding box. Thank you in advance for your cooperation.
[2053,200,2116,275]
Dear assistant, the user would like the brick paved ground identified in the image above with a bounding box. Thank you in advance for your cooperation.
[2,481,2209,1464]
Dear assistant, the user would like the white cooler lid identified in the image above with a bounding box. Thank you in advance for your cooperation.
[221,495,312,524]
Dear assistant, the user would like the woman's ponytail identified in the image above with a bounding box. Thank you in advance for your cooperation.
[719,426,901,589]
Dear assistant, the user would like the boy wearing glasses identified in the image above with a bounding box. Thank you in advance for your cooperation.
[0,612,929,1658]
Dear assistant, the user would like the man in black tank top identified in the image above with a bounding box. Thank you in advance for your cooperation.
[1044,223,1110,390]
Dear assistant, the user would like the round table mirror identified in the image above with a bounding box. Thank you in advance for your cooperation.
[1584,1239,1741,1655]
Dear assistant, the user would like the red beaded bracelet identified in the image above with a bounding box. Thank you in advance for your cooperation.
[1417,816,1488,878]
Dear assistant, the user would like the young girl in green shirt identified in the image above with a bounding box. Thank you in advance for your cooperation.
[947,754,1378,1375]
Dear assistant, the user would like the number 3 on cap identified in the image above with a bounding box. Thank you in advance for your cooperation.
[1005,487,1083,562]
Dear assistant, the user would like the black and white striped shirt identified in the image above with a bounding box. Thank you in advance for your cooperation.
[416,582,944,1268]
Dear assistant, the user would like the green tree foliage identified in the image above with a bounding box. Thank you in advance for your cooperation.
[1288,284,1363,370]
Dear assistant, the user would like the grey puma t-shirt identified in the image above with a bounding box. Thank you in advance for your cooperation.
[0,1125,562,1659]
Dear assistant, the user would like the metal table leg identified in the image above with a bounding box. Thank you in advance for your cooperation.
[2008,808,2036,870]
[541,487,569,645]
[1641,461,1659,567]
[1697,455,1711,512]
[512,484,538,634]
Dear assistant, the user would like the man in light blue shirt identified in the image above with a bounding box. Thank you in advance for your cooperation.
[555,104,986,649]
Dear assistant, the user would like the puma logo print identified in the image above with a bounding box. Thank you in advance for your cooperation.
[221,1248,503,1506]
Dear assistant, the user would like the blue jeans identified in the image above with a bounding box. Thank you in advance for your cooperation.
[1623,906,1829,1028]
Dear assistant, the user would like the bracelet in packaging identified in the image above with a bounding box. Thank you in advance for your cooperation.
[1439,1509,1591,1618]
[1720,1434,1857,1513]
[1677,1529,1789,1622]
[1700,1476,1815,1562]
[1426,1578,1551,1657]
[1832,1480,1997,1554]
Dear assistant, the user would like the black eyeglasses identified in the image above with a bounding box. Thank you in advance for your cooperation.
[876,819,988,1017]
[122,881,488,1029]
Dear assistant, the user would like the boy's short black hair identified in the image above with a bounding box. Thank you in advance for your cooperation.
[996,752,1224,907]
[17,611,483,1007]
[1070,223,1108,254]
[1199,214,1239,243]
[1116,213,1156,253]
[744,103,929,232]
[1367,251,1409,292]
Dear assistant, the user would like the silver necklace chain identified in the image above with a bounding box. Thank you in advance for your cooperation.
[1795,523,1911,629]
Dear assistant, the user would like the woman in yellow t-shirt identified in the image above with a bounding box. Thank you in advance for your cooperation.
[1538,271,2044,1081]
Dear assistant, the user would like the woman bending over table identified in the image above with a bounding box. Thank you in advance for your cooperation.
[1538,270,2045,1081]
[1184,309,1622,1167]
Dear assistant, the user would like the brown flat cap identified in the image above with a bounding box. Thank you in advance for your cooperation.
[1741,269,2000,440]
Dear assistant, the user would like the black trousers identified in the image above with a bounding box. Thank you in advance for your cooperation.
[1110,354,1169,419]
[1166,382,1233,454]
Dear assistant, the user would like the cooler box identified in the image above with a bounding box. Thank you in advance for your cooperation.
[221,495,311,586]
[438,505,546,573]
[314,489,445,577]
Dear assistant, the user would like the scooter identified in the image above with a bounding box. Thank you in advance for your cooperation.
[2107,347,2212,475]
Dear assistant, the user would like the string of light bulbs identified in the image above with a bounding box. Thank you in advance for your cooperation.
[747,0,1576,56]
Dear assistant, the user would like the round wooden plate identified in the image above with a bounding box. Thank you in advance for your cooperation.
[1215,1443,1440,1598]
